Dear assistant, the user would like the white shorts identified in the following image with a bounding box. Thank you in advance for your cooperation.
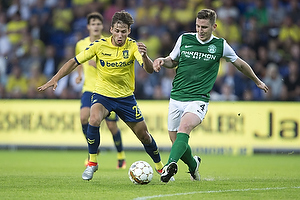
[168,98,209,132]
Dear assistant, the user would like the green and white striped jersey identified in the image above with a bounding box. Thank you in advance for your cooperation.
[169,33,238,102]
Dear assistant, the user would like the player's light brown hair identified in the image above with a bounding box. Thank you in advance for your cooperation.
[111,10,134,29]
[87,12,103,24]
[197,9,217,25]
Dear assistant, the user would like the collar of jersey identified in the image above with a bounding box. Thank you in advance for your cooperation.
[196,34,215,44]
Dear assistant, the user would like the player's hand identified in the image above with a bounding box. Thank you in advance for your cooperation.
[257,81,269,93]
[37,79,58,91]
[137,42,146,57]
[153,58,164,72]
[75,76,82,84]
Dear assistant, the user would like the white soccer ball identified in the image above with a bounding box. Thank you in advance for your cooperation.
[128,160,153,185]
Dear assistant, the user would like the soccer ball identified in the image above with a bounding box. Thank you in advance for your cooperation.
[128,161,153,185]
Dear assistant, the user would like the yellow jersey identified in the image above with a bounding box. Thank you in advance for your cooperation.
[75,36,99,93]
[75,36,143,98]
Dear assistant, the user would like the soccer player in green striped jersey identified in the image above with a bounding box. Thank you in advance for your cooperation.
[153,9,269,183]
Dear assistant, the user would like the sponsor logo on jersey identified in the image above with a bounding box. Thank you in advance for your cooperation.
[181,51,217,61]
[208,44,217,53]
[100,59,134,67]
[184,45,193,48]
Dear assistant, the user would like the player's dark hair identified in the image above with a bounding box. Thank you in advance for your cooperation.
[197,9,217,25]
[87,12,103,24]
[111,10,134,29]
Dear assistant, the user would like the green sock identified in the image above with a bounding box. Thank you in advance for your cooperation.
[167,132,189,164]
[180,145,197,172]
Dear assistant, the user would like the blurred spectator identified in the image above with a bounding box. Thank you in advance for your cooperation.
[211,83,238,101]
[173,0,194,30]
[238,46,257,69]
[134,65,150,99]
[5,64,28,98]
[160,68,175,99]
[194,0,215,13]
[0,13,11,88]
[262,63,283,101]
[41,45,60,80]
[52,0,73,33]
[72,5,88,34]
[158,31,174,57]
[6,0,31,21]
[149,1,172,24]
[27,62,47,99]
[281,60,300,101]
[135,0,152,27]
[45,0,59,9]
[267,39,283,65]
[278,15,300,47]
[267,0,286,28]
[137,26,160,60]
[290,44,300,65]
[19,37,44,78]
[219,64,246,100]
[257,46,271,68]
[54,45,81,99]
[103,0,125,22]
[244,0,268,29]
[287,0,300,25]
[125,0,138,21]
[217,0,240,22]
[6,11,27,47]
[28,14,42,40]
[215,16,241,50]
[30,0,51,25]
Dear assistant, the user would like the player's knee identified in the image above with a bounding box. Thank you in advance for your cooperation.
[89,116,101,126]
[80,115,89,124]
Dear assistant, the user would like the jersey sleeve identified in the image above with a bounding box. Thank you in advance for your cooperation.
[75,41,81,55]
[74,40,99,65]
[133,43,144,67]
[169,35,182,62]
[222,39,238,63]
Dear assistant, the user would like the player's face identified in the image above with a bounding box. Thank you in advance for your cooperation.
[110,22,131,47]
[195,18,217,42]
[87,18,103,38]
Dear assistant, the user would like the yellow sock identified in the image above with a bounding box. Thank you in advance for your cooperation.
[89,154,97,163]
[154,161,164,171]
[117,151,125,160]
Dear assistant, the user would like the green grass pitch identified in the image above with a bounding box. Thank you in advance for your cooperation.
[0,150,299,200]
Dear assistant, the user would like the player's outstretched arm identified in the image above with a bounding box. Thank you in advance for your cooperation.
[233,57,269,93]
[38,58,79,91]
[75,64,83,84]
[153,56,177,72]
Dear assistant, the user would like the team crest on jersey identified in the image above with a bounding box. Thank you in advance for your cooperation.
[208,44,217,54]
[123,50,129,59]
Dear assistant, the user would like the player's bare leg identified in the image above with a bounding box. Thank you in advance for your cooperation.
[127,121,164,172]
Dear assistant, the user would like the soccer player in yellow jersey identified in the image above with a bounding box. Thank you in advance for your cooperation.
[38,11,164,181]
[75,12,126,169]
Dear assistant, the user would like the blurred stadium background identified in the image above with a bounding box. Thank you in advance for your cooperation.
[0,0,299,154]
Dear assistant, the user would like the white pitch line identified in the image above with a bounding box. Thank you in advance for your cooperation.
[133,186,300,200]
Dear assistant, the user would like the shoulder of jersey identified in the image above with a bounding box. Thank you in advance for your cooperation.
[128,38,136,42]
